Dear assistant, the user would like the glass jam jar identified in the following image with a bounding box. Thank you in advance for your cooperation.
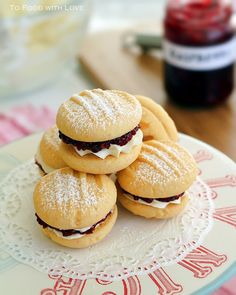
[163,0,235,106]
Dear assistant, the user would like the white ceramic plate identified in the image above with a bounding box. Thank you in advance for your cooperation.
[0,133,235,295]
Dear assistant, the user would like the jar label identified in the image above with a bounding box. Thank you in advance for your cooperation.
[163,38,236,71]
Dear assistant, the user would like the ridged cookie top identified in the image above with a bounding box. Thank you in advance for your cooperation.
[39,125,66,169]
[117,140,198,198]
[34,168,117,229]
[56,89,142,141]
[136,95,178,141]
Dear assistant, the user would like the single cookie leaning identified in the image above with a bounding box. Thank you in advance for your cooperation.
[117,140,198,219]
[34,168,117,248]
[35,125,67,174]
[136,95,178,142]
[57,89,143,174]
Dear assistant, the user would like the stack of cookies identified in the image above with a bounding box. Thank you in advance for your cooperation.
[34,89,197,249]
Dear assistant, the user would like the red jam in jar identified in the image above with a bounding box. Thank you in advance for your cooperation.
[163,0,235,106]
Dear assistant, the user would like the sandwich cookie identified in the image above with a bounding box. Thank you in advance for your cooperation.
[117,140,198,219]
[33,167,117,248]
[57,89,143,174]
[136,95,178,142]
[35,125,67,174]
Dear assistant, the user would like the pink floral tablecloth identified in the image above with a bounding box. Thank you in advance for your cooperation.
[0,104,55,145]
[0,104,235,294]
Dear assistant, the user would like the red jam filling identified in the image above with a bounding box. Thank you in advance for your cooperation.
[36,211,112,237]
[59,126,140,153]
[124,190,184,204]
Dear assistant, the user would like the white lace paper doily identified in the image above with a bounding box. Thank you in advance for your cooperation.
[0,161,214,281]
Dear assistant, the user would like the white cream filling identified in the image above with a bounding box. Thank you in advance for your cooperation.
[124,193,183,209]
[47,210,112,240]
[47,225,91,240]
[35,149,55,174]
[74,129,143,159]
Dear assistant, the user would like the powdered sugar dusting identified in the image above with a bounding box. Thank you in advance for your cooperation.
[71,94,97,120]
[139,153,167,177]
[143,144,182,177]
[39,171,101,216]
[155,141,196,174]
[79,174,102,207]
[154,142,186,170]
[135,162,162,185]
[102,89,125,113]
[134,142,196,186]
[83,90,115,121]
[60,89,141,133]
[43,126,60,151]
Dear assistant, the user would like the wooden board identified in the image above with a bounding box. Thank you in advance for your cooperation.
[79,30,236,161]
